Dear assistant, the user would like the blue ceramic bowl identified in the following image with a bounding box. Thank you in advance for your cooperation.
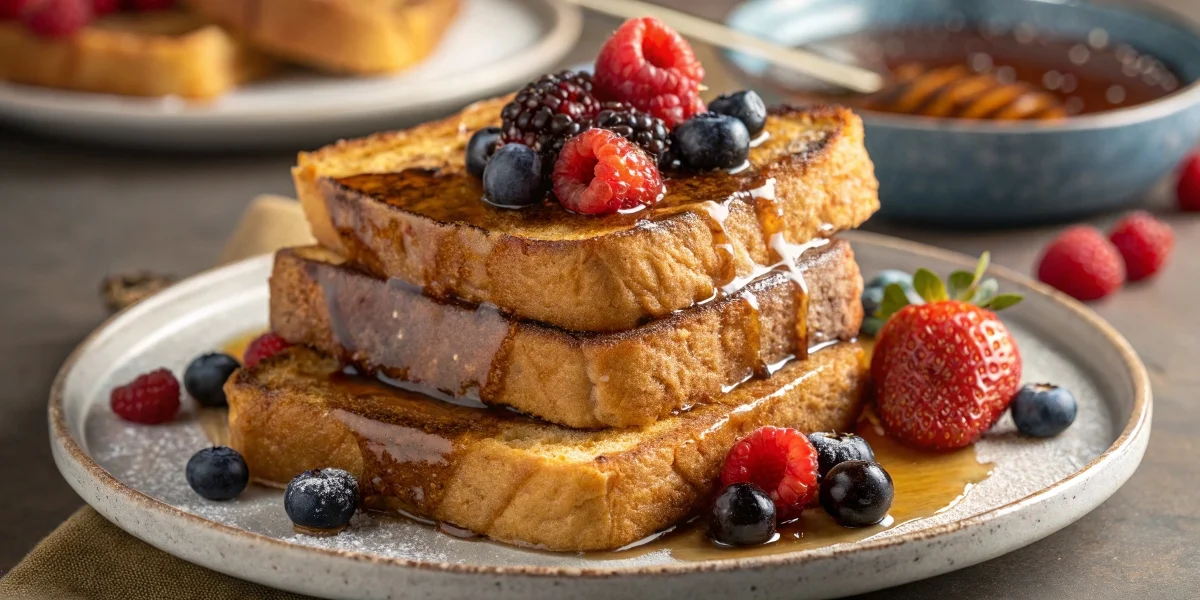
[726,0,1200,226]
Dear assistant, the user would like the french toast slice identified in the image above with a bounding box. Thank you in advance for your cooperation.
[0,11,274,99]
[185,0,460,74]
[271,240,864,428]
[225,343,868,551]
[293,97,879,332]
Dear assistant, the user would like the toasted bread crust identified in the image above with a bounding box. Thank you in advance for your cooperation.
[0,12,274,99]
[226,343,868,551]
[270,241,864,428]
[293,98,879,332]
[186,0,460,74]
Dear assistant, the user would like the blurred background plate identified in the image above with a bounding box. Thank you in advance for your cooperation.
[0,0,580,151]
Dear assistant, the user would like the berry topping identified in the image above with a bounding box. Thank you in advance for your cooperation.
[285,468,359,531]
[671,113,751,171]
[719,426,818,520]
[184,352,240,408]
[861,269,915,336]
[708,90,768,136]
[593,104,670,164]
[186,447,249,501]
[482,143,544,207]
[91,0,118,15]
[1037,225,1125,301]
[1108,211,1173,282]
[818,461,894,527]
[500,70,599,164]
[465,126,503,179]
[552,128,664,215]
[1011,383,1078,438]
[110,368,180,424]
[593,17,706,127]
[708,482,777,546]
[0,0,35,20]
[1177,152,1200,212]
[872,254,1024,451]
[807,432,876,480]
[22,0,91,37]
[242,332,291,369]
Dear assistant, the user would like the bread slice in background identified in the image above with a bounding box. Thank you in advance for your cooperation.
[0,11,274,99]
[186,0,460,74]
[226,342,868,551]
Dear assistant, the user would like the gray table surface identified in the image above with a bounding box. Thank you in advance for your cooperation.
[2,1,1198,598]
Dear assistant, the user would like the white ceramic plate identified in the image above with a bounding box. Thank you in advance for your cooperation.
[0,0,580,150]
[49,231,1151,599]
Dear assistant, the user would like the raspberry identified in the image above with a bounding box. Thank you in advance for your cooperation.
[500,71,600,164]
[243,332,291,368]
[720,426,818,520]
[552,128,664,215]
[593,103,670,163]
[1036,225,1125,301]
[110,368,181,425]
[127,0,176,10]
[91,0,118,15]
[1109,211,1173,281]
[21,0,91,37]
[1176,152,1200,212]
[593,17,706,127]
[0,0,35,19]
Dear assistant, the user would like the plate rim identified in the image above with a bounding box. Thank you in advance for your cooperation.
[0,0,582,125]
[48,231,1152,578]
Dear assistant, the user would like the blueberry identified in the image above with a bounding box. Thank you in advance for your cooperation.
[284,468,359,531]
[867,269,914,291]
[186,446,249,501]
[465,126,503,179]
[482,143,544,207]
[861,285,885,318]
[1011,383,1077,437]
[183,352,240,408]
[862,269,916,321]
[708,482,777,546]
[708,90,768,136]
[672,113,750,171]
[819,461,893,527]
[808,432,876,480]
[860,316,886,337]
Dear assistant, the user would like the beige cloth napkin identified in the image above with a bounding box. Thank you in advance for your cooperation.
[0,196,319,600]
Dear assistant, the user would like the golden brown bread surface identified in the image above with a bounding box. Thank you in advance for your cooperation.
[0,11,274,99]
[186,0,460,74]
[270,240,864,428]
[225,343,868,551]
[293,97,879,332]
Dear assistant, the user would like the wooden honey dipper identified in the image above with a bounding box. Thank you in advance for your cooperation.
[868,63,1069,120]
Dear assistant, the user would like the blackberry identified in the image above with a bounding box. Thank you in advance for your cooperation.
[500,71,600,163]
[593,104,670,163]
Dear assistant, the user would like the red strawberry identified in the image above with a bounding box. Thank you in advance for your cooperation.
[719,426,818,520]
[1036,225,1125,301]
[1109,211,1173,281]
[871,254,1024,451]
[1176,151,1200,212]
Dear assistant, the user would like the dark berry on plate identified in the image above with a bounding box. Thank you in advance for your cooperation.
[284,468,360,531]
[110,368,180,424]
[186,446,249,501]
[593,17,706,127]
[867,269,914,291]
[552,128,664,215]
[671,113,750,171]
[1011,383,1077,437]
[184,352,240,408]
[465,126,503,179]
[708,482,777,546]
[483,144,544,208]
[720,425,818,520]
[819,461,894,527]
[807,432,876,480]
[242,332,291,369]
[861,270,914,329]
[708,90,768,136]
[500,70,599,164]
[593,104,670,163]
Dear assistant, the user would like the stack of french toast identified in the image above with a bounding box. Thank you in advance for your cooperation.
[225,17,880,551]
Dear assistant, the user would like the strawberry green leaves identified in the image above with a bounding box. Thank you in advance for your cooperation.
[875,252,1022,321]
